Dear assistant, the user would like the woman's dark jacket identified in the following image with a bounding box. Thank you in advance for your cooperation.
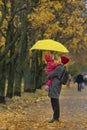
[47,64,65,99]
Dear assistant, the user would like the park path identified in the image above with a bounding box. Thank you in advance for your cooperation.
[0,83,87,130]
[26,84,87,130]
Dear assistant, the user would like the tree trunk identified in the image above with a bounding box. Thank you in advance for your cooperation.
[6,61,15,98]
[0,61,6,103]
[14,71,22,96]
[6,1,16,98]
[35,51,46,89]
[14,22,27,96]
[6,26,15,98]
[23,62,31,92]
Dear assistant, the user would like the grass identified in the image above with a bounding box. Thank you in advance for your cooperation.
[20,85,48,100]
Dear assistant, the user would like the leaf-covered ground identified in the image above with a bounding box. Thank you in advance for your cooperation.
[0,83,87,130]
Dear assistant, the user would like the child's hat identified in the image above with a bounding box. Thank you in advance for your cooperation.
[61,56,69,64]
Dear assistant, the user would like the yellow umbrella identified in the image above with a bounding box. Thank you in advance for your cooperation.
[30,39,69,53]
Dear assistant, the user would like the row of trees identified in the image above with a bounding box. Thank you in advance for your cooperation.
[0,0,87,103]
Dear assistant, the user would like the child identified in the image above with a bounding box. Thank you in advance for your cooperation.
[44,53,59,91]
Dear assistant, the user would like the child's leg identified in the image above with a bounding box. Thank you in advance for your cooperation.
[45,79,52,92]
[45,85,49,92]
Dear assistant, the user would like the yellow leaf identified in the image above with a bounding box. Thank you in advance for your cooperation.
[0,1,4,5]
[0,11,2,18]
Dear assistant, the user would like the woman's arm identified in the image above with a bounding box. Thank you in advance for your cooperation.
[47,65,63,79]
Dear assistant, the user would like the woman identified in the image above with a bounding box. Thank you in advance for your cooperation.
[47,56,69,123]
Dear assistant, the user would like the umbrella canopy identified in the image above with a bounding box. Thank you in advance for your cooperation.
[30,39,69,53]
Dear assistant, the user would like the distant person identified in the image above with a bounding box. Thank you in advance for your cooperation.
[66,73,72,88]
[75,73,85,91]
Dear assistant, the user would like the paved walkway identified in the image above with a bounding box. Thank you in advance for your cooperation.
[27,83,87,130]
[59,84,87,130]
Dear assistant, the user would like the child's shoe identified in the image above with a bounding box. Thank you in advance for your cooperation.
[45,86,49,92]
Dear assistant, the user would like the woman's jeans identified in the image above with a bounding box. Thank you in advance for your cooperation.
[51,98,60,120]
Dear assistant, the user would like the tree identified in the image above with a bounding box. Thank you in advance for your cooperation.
[0,0,42,101]
[28,0,87,67]
[0,0,87,103]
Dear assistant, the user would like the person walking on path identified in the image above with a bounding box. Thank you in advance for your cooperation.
[47,55,69,123]
[66,73,72,88]
[75,73,85,92]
